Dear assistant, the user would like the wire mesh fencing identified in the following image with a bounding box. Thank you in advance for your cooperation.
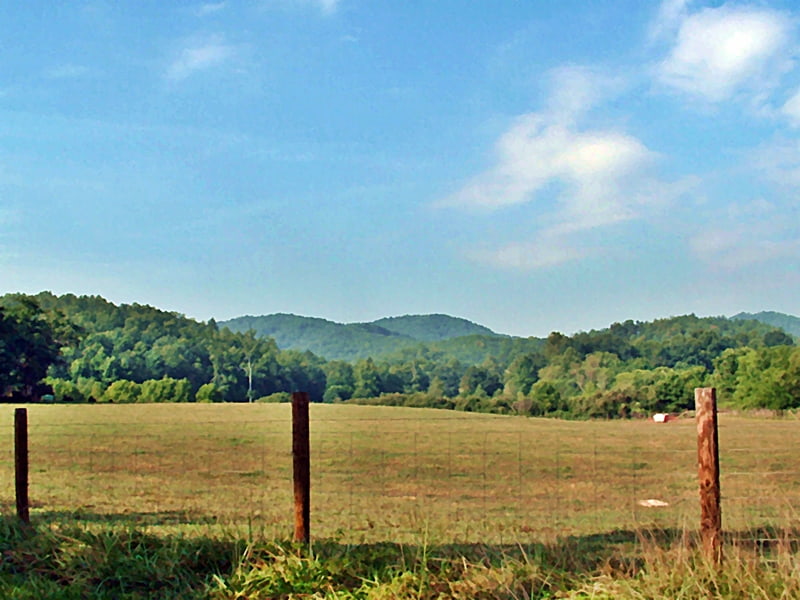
[0,403,798,545]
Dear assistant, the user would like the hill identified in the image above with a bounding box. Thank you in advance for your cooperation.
[371,314,499,341]
[4,291,799,415]
[732,311,800,338]
[221,313,504,361]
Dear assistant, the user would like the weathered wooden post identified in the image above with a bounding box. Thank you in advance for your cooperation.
[292,392,311,543]
[695,387,721,564]
[14,408,30,525]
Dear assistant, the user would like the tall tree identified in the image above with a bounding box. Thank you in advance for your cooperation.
[0,296,63,399]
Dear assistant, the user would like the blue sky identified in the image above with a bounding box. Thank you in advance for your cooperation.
[2,0,799,337]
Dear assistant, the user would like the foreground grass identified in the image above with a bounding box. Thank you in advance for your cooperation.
[2,517,800,599]
[1,404,799,597]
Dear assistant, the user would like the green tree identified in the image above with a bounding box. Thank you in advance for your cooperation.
[195,382,223,403]
[140,377,192,403]
[764,329,794,347]
[734,346,800,410]
[104,379,142,403]
[353,358,381,399]
[503,352,546,397]
[528,381,565,415]
[0,296,63,399]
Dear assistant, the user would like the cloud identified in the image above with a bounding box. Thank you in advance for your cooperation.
[781,88,800,126]
[446,115,655,224]
[166,35,236,81]
[317,0,339,14]
[689,199,799,269]
[649,0,692,42]
[45,64,91,79]
[441,68,662,224]
[544,65,625,122]
[195,2,226,17]
[750,138,800,187]
[440,67,682,269]
[468,236,589,270]
[691,229,800,269]
[657,4,794,102]
[262,0,340,15]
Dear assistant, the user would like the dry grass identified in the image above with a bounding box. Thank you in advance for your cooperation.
[0,404,797,544]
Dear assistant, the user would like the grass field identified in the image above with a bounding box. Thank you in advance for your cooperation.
[1,403,800,598]
[0,403,798,544]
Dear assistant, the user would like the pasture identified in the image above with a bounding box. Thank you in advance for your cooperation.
[0,403,797,544]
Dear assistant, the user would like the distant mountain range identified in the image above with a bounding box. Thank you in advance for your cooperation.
[221,310,799,362]
[732,311,800,338]
[221,313,506,361]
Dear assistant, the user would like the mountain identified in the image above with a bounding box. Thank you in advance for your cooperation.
[220,313,504,361]
[731,311,800,338]
[371,314,499,341]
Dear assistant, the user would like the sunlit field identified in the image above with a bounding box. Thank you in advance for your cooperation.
[0,403,798,545]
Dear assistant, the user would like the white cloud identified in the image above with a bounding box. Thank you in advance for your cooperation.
[689,199,799,269]
[446,115,655,227]
[657,4,794,102]
[195,2,226,17]
[750,138,800,187]
[263,0,340,15]
[649,0,692,42]
[781,88,800,126]
[317,0,339,14]
[45,64,91,79]
[440,67,681,269]
[544,65,624,122]
[166,35,236,81]
[691,228,800,269]
[469,236,589,270]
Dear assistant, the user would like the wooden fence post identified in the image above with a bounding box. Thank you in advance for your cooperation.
[695,387,721,564]
[292,392,310,544]
[14,408,30,525]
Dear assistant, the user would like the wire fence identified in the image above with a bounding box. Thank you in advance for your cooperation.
[1,402,799,545]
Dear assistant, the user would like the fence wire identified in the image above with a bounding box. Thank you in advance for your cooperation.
[1,404,798,544]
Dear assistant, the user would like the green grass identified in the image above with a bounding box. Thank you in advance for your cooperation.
[1,518,800,599]
[0,403,798,597]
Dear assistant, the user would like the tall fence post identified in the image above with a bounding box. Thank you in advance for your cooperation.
[14,408,30,525]
[695,387,722,564]
[292,392,311,544]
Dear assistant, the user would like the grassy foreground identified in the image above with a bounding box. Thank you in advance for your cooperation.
[2,518,800,599]
[0,404,799,597]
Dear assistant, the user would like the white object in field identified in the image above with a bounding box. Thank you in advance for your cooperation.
[639,498,670,507]
[653,413,669,423]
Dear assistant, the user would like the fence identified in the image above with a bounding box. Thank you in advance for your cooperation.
[3,390,800,554]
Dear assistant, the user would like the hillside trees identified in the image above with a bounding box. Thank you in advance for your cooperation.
[3,292,799,416]
[0,295,66,399]
[20,292,323,403]
[322,360,355,402]
[730,346,800,410]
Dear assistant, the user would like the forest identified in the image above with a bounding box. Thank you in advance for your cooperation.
[0,291,797,418]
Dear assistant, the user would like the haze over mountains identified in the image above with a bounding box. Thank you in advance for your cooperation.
[221,311,800,362]
[221,313,505,362]
[732,312,800,338]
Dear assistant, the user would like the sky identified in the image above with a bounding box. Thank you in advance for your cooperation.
[1,0,799,337]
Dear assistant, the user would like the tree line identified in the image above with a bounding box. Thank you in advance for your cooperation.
[1,292,796,417]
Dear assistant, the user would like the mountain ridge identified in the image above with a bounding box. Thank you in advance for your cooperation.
[220,313,504,361]
[221,310,799,362]
[732,311,800,338]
